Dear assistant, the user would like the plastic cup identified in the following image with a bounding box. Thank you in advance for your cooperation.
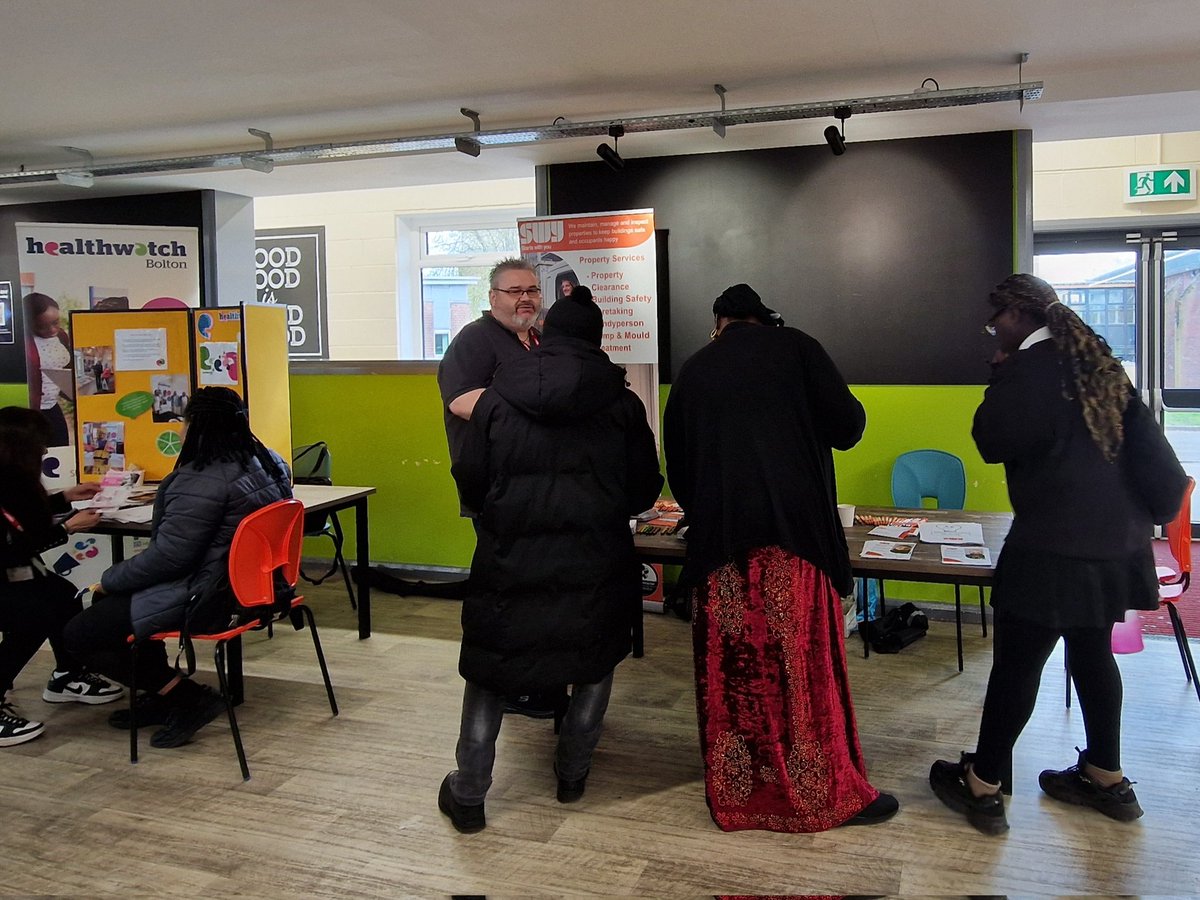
[837,503,856,528]
[1110,609,1144,654]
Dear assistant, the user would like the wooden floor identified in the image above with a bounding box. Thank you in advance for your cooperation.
[4,583,1200,897]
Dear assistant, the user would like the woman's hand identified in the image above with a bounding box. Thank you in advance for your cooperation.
[63,483,102,503]
[64,510,103,533]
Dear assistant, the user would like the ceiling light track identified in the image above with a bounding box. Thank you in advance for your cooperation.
[0,80,1042,187]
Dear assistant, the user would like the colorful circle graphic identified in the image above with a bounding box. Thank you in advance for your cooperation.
[156,431,182,456]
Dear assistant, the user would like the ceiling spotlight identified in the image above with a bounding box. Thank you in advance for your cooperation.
[596,124,625,171]
[454,136,481,157]
[824,106,852,156]
[239,154,274,173]
[55,171,94,188]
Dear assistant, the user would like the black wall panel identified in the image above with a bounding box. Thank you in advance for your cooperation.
[541,131,1016,384]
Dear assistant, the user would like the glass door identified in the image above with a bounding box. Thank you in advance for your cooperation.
[1160,237,1200,529]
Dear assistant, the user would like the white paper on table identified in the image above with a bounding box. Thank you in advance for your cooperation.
[860,540,916,560]
[77,485,133,510]
[919,522,985,545]
[940,545,992,566]
[104,505,154,524]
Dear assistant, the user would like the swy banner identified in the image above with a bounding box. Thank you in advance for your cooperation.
[518,209,658,364]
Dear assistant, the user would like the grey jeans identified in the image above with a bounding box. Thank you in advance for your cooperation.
[449,673,615,805]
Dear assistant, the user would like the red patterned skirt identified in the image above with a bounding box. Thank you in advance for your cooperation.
[692,546,878,832]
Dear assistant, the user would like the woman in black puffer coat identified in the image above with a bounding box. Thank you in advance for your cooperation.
[439,288,663,832]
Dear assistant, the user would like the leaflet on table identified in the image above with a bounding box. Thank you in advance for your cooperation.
[859,540,916,560]
[940,545,992,566]
[918,522,985,545]
[868,519,924,539]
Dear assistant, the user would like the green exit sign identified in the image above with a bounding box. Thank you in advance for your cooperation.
[1125,166,1195,202]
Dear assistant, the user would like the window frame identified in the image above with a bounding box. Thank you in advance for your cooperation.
[395,207,534,361]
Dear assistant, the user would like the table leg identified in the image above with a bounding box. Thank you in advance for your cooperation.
[110,535,125,563]
[356,498,371,639]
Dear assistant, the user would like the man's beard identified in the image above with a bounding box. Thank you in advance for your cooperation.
[509,311,537,331]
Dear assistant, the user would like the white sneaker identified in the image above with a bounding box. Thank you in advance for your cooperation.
[43,670,125,705]
[0,696,45,747]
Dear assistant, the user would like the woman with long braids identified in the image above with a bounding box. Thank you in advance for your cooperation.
[64,387,291,749]
[930,274,1188,835]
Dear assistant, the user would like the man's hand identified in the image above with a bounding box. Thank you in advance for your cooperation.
[449,388,486,421]
[64,510,103,533]
[63,483,102,502]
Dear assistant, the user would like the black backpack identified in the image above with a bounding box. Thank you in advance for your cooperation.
[864,602,929,653]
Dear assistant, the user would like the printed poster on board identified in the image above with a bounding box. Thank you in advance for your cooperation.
[16,222,201,451]
[518,209,658,364]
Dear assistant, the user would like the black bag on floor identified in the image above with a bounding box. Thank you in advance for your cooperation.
[865,601,928,653]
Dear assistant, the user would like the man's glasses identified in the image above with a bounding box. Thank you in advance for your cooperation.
[494,286,542,297]
[983,309,1003,337]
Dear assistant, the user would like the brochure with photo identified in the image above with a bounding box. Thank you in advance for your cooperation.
[919,521,985,545]
[868,521,923,539]
[941,545,993,566]
[860,540,916,560]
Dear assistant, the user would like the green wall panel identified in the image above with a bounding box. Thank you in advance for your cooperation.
[0,382,28,408]
[292,375,1011,583]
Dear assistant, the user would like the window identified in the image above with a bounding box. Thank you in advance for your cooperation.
[397,210,533,360]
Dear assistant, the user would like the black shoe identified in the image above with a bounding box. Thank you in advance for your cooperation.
[844,792,899,825]
[107,691,173,730]
[1038,748,1144,822]
[929,753,1009,835]
[554,764,589,803]
[149,684,227,749]
[503,690,566,719]
[438,773,486,833]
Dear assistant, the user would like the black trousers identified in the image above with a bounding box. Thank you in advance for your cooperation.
[62,592,176,693]
[0,572,83,693]
[973,612,1123,783]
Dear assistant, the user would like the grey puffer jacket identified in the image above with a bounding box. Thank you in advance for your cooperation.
[101,453,291,638]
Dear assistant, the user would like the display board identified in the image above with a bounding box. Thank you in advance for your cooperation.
[69,308,192,482]
[241,302,292,467]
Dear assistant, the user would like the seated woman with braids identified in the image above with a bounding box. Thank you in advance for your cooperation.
[63,387,291,749]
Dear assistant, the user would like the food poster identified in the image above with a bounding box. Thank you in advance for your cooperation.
[69,309,192,482]
[193,308,244,395]
[15,223,200,453]
[517,209,658,364]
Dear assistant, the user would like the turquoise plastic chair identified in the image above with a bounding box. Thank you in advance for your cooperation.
[889,449,986,672]
[891,449,967,511]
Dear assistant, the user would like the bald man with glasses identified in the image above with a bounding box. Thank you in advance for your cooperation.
[438,257,544,483]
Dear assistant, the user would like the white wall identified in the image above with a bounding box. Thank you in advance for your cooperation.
[254,178,535,359]
[1034,132,1200,225]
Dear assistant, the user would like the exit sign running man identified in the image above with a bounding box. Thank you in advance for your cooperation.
[1125,166,1195,202]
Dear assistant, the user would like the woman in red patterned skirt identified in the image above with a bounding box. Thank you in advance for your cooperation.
[664,284,897,831]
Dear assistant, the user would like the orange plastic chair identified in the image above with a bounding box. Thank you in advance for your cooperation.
[1157,476,1196,702]
[128,499,339,779]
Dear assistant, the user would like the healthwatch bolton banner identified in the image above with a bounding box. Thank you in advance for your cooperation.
[16,222,201,453]
[518,209,658,364]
